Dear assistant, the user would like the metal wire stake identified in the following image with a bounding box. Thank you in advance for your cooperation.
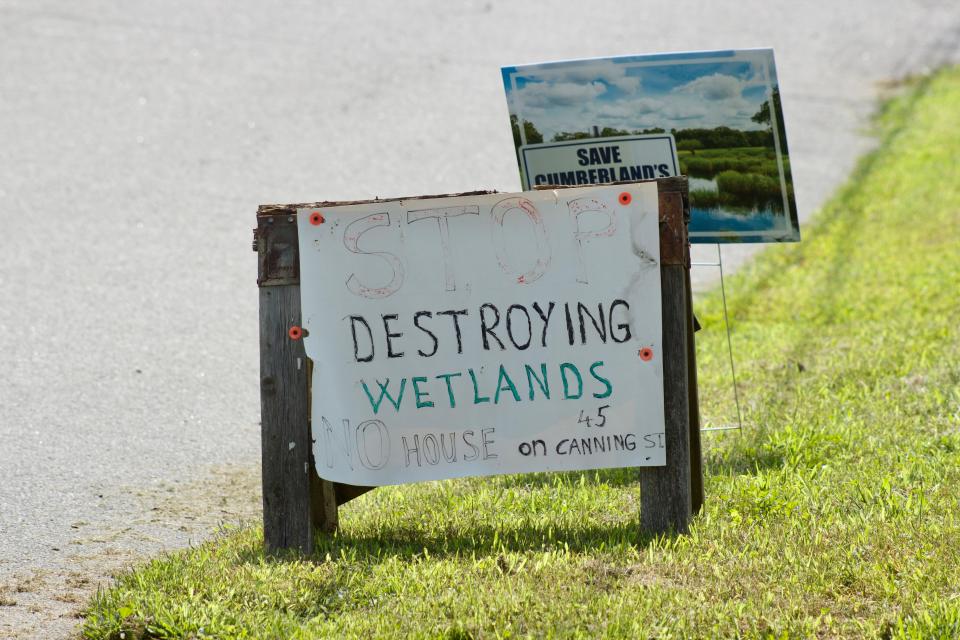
[717,243,744,433]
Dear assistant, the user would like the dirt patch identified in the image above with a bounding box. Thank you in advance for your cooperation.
[0,464,261,639]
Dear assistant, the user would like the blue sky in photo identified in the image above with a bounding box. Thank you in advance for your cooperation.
[503,50,779,141]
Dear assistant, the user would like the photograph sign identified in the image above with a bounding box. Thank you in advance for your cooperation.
[297,183,667,486]
[502,49,800,243]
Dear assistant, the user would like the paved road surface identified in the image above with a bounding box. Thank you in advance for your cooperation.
[1,0,958,635]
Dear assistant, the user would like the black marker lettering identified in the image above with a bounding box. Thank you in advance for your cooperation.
[531,301,555,347]
[479,303,505,351]
[413,311,438,357]
[382,314,404,358]
[437,309,468,354]
[349,315,374,363]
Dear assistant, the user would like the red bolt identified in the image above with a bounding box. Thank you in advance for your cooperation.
[639,347,654,361]
[309,211,325,225]
[618,191,632,205]
[288,326,303,340]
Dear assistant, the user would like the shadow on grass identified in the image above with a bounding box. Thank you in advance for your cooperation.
[247,433,808,567]
[210,518,674,623]
[244,514,669,566]
[489,466,645,490]
[247,457,785,567]
[314,519,661,561]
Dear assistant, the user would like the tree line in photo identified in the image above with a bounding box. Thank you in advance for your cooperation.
[511,88,793,213]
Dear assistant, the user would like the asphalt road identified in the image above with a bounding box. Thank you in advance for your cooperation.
[1,0,958,635]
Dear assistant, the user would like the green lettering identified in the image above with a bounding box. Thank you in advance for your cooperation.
[560,363,583,400]
[589,361,613,399]
[435,372,462,408]
[494,365,520,403]
[360,378,406,414]
[525,363,550,400]
[468,368,490,404]
[412,376,434,408]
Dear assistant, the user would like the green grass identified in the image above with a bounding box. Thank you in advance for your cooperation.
[678,147,787,180]
[714,169,780,197]
[679,146,792,209]
[83,68,960,639]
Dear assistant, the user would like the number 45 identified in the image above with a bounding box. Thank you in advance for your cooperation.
[577,405,610,428]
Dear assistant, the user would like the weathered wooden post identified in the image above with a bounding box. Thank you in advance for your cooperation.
[639,178,699,534]
[255,207,377,552]
[255,212,329,553]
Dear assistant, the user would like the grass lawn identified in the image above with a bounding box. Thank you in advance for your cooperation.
[679,146,784,177]
[83,68,960,639]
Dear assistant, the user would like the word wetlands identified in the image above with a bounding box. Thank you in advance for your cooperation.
[360,360,613,415]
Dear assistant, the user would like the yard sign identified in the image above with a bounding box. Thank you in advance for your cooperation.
[502,48,800,243]
[297,183,666,486]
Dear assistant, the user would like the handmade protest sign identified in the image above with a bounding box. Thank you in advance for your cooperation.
[297,183,666,486]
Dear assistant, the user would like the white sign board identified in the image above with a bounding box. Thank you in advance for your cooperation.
[297,183,666,486]
[520,134,679,190]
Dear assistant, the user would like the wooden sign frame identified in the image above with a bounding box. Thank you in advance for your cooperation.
[254,176,703,553]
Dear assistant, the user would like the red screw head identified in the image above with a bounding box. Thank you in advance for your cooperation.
[309,211,325,225]
[288,326,303,340]
[618,191,632,205]
[639,347,654,361]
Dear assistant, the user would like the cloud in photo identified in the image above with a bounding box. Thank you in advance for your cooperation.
[673,73,744,101]
[516,80,606,109]
[593,98,662,121]
[522,59,642,93]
